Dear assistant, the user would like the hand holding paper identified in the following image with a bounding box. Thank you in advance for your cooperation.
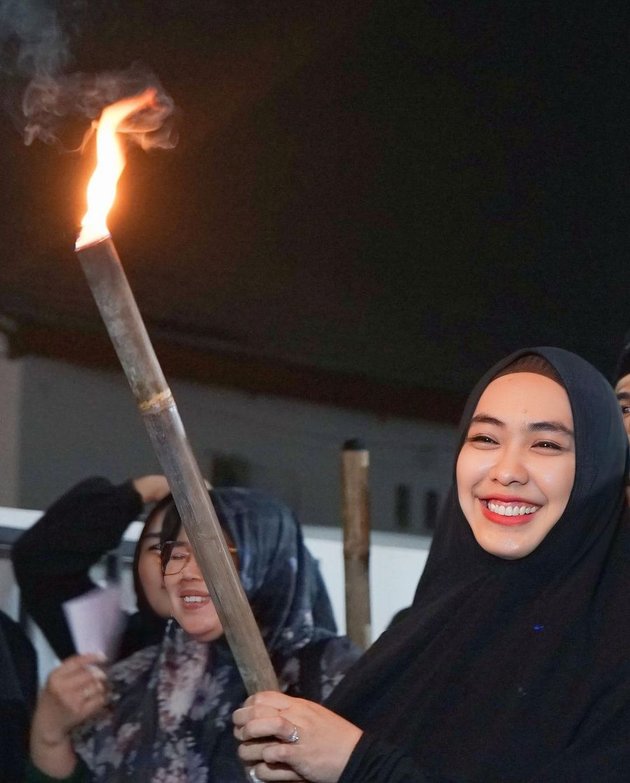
[63,586,126,661]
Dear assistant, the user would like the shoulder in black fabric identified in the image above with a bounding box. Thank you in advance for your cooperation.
[328,347,630,783]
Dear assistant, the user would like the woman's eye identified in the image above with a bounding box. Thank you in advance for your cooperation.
[533,440,562,451]
[146,543,161,553]
[467,434,497,446]
[621,405,630,417]
[171,552,187,561]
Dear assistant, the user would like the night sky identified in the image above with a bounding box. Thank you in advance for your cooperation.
[1,1,629,405]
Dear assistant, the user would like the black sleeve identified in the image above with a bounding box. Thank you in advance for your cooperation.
[11,477,143,660]
[24,756,91,783]
[339,733,432,783]
[0,702,33,782]
[0,611,38,712]
[0,611,39,781]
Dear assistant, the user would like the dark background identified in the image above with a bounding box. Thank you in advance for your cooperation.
[1,1,628,421]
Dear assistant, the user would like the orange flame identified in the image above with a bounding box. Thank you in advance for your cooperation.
[76,88,157,249]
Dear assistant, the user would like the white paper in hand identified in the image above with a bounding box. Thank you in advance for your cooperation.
[63,586,126,661]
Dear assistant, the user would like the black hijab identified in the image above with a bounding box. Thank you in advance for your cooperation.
[328,347,630,782]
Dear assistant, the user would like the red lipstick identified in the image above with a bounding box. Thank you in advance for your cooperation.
[479,498,540,527]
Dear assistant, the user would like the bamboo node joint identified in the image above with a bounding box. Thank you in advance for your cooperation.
[139,388,175,413]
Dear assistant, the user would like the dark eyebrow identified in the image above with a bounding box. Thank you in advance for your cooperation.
[528,421,574,438]
[469,414,573,438]
[617,391,630,402]
[143,532,161,540]
[470,414,504,427]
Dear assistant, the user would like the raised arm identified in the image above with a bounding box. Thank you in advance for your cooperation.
[11,476,166,659]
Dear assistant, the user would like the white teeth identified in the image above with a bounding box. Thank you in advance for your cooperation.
[183,596,205,603]
[487,501,538,516]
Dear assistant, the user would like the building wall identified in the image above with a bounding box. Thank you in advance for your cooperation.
[3,354,453,681]
[18,355,457,534]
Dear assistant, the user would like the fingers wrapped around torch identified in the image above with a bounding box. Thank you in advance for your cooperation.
[233,691,363,783]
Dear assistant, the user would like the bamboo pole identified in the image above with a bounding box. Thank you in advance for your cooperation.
[341,438,371,650]
[76,236,278,694]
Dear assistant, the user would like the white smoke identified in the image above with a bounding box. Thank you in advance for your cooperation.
[23,63,177,149]
[0,0,70,78]
[0,0,176,149]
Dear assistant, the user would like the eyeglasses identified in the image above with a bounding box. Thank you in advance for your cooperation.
[161,540,239,576]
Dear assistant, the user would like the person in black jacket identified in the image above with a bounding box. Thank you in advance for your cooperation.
[12,475,173,661]
[0,608,38,781]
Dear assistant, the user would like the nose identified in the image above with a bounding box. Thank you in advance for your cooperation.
[488,446,528,485]
[180,552,203,579]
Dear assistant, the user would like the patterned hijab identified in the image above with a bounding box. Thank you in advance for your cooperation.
[329,347,630,782]
[74,487,358,782]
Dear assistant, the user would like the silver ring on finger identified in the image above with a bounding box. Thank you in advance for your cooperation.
[286,724,300,744]
[248,767,264,783]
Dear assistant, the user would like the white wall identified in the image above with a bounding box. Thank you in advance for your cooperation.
[1,350,451,680]
[303,526,429,639]
[18,355,457,535]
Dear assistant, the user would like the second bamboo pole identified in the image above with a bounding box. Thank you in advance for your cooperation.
[341,438,371,650]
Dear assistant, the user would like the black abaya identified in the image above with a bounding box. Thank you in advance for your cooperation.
[328,347,630,783]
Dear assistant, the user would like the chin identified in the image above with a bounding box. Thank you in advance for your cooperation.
[192,627,224,643]
[474,528,537,560]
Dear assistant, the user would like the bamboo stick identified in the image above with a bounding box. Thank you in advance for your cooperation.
[76,236,278,694]
[341,438,371,650]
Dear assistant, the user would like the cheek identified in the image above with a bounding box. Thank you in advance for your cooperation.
[162,579,177,604]
[456,454,474,517]
[138,555,163,587]
[456,450,487,493]
[455,453,467,492]
[536,459,575,509]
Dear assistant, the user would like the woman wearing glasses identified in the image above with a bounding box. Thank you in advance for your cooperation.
[27,488,359,782]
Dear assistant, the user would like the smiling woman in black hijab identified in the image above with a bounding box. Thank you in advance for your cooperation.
[234,347,630,783]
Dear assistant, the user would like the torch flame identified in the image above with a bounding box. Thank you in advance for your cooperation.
[76,88,157,249]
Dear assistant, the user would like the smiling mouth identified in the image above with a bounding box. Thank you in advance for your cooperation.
[481,499,541,525]
[181,595,209,606]
[486,500,539,516]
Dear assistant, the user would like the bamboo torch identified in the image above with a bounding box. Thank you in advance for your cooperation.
[74,89,277,694]
[341,438,371,650]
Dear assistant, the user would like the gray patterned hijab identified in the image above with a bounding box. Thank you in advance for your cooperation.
[74,487,359,782]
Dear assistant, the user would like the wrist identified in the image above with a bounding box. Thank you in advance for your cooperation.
[34,726,71,749]
[32,712,72,749]
[31,727,78,780]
